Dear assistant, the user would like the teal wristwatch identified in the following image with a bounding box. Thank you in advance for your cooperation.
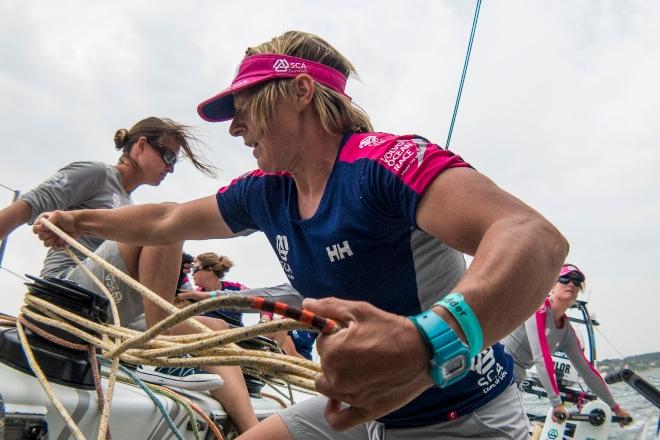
[408,309,471,387]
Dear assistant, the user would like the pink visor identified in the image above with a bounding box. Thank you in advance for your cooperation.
[559,264,585,280]
[197,54,349,122]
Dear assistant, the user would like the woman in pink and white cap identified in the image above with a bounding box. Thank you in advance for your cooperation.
[502,264,631,426]
[35,31,569,439]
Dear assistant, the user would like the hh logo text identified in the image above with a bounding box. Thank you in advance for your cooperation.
[326,241,354,263]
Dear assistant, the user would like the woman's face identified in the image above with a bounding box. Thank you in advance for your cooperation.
[192,259,218,291]
[552,277,581,303]
[229,88,305,172]
[134,136,179,186]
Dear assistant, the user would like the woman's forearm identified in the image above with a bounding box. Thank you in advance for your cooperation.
[75,203,180,245]
[0,200,32,240]
[450,215,568,347]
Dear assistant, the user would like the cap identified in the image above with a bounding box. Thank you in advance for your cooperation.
[197,54,349,122]
[559,264,585,281]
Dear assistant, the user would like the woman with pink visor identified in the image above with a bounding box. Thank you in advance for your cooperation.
[502,264,631,426]
[34,31,569,439]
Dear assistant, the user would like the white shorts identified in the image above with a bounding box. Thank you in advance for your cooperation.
[280,383,529,440]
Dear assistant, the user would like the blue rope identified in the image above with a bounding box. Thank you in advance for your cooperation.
[98,357,185,440]
[445,0,483,149]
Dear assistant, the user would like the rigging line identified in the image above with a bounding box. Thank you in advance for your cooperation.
[0,266,29,282]
[593,326,626,360]
[0,183,20,193]
[445,0,483,149]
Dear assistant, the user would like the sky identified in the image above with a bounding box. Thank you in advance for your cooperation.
[0,1,658,360]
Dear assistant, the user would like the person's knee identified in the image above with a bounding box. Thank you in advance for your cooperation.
[138,241,184,274]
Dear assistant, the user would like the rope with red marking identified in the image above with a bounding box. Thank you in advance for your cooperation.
[247,296,340,335]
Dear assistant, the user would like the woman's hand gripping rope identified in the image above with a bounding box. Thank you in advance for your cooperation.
[303,297,436,431]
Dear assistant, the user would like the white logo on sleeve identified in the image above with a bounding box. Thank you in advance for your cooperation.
[112,193,122,208]
[275,234,295,280]
[358,136,384,149]
[380,138,429,175]
[326,240,354,262]
[412,138,427,166]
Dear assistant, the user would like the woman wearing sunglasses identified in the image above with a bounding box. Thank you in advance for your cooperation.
[0,117,261,433]
[178,252,247,327]
[0,116,212,309]
[502,264,630,425]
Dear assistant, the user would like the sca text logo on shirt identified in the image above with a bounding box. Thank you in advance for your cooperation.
[326,240,354,263]
[273,59,307,73]
[472,347,508,394]
[275,234,295,280]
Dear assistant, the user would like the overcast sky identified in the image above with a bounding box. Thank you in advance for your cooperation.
[1,1,658,360]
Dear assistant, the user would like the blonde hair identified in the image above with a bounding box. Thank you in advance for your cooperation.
[196,252,234,279]
[240,30,373,136]
[114,116,216,177]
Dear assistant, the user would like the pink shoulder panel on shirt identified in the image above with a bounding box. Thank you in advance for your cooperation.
[218,169,291,194]
[339,133,471,194]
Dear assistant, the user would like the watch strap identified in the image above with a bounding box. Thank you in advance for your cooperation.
[436,293,483,357]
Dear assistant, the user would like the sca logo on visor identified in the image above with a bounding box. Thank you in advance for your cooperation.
[273,59,307,73]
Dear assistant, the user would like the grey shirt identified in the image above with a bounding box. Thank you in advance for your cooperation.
[21,161,132,277]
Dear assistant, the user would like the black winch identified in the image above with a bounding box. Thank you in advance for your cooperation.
[0,274,110,389]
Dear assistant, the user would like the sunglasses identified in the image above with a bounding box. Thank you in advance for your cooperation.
[557,276,583,287]
[191,265,212,274]
[148,140,181,166]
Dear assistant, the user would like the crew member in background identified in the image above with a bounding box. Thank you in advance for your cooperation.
[502,264,631,426]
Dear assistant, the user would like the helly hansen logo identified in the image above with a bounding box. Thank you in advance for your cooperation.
[273,59,307,73]
[326,241,354,262]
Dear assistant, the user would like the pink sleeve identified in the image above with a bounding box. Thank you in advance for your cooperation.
[524,299,562,405]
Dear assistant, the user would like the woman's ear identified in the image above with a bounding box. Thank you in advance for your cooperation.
[292,74,315,110]
[131,136,148,158]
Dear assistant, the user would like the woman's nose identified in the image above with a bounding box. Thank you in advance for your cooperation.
[229,117,245,137]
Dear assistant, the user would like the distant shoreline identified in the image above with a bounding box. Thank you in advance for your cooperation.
[597,351,659,373]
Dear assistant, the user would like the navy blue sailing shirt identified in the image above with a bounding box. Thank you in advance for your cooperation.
[216,132,514,428]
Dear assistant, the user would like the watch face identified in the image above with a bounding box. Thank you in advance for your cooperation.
[442,354,468,381]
